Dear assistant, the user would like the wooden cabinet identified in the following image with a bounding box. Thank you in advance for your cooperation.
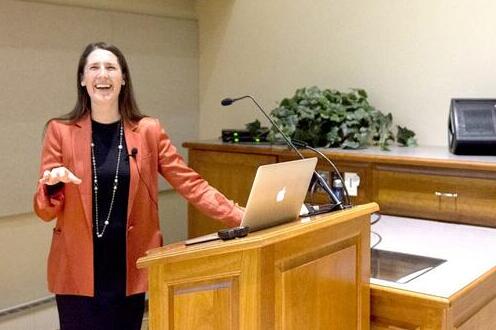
[184,142,496,230]
[373,165,496,227]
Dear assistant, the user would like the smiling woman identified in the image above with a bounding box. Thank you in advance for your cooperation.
[33,42,245,330]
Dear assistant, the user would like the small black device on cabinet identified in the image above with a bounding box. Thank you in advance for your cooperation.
[221,129,268,143]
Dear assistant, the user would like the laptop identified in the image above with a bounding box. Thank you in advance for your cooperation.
[185,157,317,245]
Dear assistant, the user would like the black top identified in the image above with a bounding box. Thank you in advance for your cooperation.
[91,120,130,302]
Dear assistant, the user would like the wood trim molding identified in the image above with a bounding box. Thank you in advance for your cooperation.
[17,0,197,19]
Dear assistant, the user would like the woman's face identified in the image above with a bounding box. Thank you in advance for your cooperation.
[81,48,124,107]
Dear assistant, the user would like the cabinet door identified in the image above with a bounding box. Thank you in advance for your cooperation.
[373,165,496,227]
[455,175,496,227]
[187,150,276,237]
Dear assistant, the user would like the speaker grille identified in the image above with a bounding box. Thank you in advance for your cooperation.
[462,109,495,135]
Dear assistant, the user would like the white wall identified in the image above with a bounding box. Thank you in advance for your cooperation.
[0,0,196,312]
[197,0,496,146]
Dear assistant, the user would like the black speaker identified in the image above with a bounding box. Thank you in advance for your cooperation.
[448,98,496,155]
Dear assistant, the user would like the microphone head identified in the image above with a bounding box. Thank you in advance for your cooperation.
[131,148,138,156]
[221,98,234,106]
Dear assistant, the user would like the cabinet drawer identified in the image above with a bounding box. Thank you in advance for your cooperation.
[373,166,496,227]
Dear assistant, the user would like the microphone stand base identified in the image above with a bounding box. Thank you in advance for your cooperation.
[301,203,344,217]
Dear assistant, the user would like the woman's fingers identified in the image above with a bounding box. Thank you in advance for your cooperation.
[39,170,51,184]
[67,171,82,184]
[39,167,82,185]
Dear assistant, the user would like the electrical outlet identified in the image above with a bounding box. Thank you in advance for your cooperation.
[344,172,360,196]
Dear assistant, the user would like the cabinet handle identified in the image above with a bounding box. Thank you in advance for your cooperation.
[434,191,458,198]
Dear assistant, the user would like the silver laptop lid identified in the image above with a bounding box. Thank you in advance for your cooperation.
[241,157,317,231]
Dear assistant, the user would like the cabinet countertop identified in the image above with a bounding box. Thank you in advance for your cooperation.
[184,141,496,171]
[370,215,496,298]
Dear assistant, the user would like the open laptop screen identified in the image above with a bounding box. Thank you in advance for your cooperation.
[185,157,317,245]
[240,157,317,231]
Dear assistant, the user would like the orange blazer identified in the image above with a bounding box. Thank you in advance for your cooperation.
[34,115,243,296]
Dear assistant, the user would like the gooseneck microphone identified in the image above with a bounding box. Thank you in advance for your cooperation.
[221,95,344,211]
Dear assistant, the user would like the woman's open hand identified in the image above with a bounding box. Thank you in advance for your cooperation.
[39,166,82,185]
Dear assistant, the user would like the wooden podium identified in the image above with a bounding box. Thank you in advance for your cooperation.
[137,203,378,330]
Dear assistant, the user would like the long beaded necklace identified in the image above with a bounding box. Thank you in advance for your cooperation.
[91,121,124,238]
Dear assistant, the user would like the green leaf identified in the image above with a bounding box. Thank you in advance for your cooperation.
[341,139,360,149]
[245,119,261,134]
[353,88,368,99]
[397,125,418,146]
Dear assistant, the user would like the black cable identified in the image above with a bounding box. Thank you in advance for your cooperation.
[371,231,382,249]
[129,154,158,210]
[292,139,352,207]
[309,180,318,204]
[305,144,351,207]
[370,212,381,225]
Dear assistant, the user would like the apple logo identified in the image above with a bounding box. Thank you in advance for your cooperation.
[276,186,287,202]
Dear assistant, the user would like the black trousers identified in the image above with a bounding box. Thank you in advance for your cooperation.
[55,293,145,330]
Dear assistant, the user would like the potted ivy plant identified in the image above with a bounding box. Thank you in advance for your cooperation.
[260,86,416,150]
